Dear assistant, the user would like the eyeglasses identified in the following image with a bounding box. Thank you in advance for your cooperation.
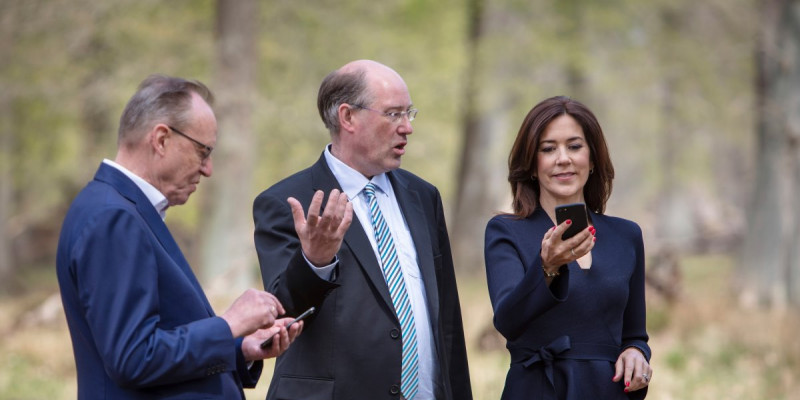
[168,125,213,161]
[352,104,418,123]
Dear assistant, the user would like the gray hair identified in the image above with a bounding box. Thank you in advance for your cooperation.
[317,68,371,135]
[117,74,214,146]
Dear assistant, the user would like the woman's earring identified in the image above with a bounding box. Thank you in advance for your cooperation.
[589,168,594,175]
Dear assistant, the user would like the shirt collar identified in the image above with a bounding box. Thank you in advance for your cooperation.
[103,159,169,220]
[323,145,391,199]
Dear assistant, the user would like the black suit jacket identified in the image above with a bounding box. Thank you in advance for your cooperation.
[253,153,472,400]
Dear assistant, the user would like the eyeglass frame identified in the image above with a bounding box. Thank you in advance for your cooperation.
[351,104,418,123]
[168,125,214,161]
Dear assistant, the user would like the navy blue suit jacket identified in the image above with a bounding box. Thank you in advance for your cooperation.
[56,163,261,399]
[485,208,650,400]
[253,154,472,400]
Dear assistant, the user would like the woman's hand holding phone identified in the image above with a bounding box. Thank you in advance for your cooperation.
[540,203,596,274]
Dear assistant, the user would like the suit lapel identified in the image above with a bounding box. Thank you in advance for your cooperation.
[310,156,396,315]
[95,164,215,316]
[389,172,441,330]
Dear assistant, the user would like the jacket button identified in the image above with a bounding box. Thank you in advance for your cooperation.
[390,384,401,395]
[390,328,400,339]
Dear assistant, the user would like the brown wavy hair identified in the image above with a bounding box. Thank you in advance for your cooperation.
[508,96,614,217]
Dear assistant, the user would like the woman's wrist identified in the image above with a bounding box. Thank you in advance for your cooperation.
[542,263,560,277]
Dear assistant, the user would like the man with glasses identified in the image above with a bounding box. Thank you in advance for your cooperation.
[56,74,302,399]
[253,60,473,400]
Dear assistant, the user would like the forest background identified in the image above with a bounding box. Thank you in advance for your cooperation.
[2,0,800,399]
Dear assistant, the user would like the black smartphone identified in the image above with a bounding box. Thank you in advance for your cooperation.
[259,306,315,349]
[555,203,589,240]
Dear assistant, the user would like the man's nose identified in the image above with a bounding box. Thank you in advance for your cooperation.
[398,115,413,134]
[200,156,213,177]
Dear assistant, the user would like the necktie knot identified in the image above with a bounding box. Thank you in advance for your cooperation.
[363,182,377,200]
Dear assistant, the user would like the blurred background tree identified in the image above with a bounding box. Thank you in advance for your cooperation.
[3,0,800,398]
[740,0,800,309]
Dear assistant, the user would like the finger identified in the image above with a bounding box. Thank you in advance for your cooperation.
[317,189,341,231]
[574,230,596,256]
[265,292,285,315]
[543,225,555,241]
[269,328,283,353]
[307,190,325,226]
[613,356,623,382]
[551,220,572,243]
[623,357,634,389]
[331,190,350,228]
[292,320,304,340]
[336,201,354,236]
[287,197,307,230]
[633,360,650,389]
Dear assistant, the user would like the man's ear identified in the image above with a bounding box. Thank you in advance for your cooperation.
[339,104,357,134]
[150,124,170,156]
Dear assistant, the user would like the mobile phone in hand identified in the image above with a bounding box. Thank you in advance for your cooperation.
[259,307,315,349]
[555,203,588,240]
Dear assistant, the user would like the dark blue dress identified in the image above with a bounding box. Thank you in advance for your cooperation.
[484,208,650,400]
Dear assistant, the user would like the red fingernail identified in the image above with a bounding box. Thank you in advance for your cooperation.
[593,237,597,242]
[566,219,572,225]
[626,381,630,387]
[624,388,630,393]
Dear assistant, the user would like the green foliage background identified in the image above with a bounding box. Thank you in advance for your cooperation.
[1,0,755,242]
[4,1,793,399]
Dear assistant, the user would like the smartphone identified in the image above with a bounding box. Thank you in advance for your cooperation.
[555,203,589,240]
[259,306,315,349]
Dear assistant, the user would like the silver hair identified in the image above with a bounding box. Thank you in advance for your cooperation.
[117,74,213,146]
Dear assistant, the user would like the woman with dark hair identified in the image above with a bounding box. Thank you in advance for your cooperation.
[484,96,652,399]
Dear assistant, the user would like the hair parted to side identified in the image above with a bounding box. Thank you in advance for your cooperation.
[117,74,214,147]
[507,95,614,218]
[317,68,371,135]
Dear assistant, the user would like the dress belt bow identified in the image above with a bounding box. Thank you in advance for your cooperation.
[510,336,619,400]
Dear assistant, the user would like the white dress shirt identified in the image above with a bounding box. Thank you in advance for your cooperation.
[103,159,169,219]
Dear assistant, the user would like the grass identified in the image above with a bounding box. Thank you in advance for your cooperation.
[2,254,799,399]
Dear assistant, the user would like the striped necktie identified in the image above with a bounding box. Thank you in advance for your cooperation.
[363,182,419,400]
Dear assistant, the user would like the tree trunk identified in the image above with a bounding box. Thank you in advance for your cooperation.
[656,8,693,251]
[451,0,505,275]
[740,0,800,309]
[0,94,13,294]
[201,0,259,293]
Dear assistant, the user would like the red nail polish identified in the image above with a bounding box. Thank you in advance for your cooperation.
[566,219,572,225]
[593,237,597,242]
[625,381,630,387]
[624,388,629,393]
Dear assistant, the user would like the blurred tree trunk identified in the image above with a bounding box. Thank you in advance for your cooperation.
[0,3,18,293]
[0,95,12,293]
[451,0,499,275]
[201,0,259,293]
[656,8,692,250]
[740,0,800,309]
[556,0,587,102]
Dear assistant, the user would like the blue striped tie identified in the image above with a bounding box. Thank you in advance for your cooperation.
[363,183,419,400]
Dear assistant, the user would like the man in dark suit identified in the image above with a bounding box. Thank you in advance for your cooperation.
[56,75,302,399]
[253,60,473,400]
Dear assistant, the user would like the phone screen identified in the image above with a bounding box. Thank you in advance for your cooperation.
[555,203,588,240]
